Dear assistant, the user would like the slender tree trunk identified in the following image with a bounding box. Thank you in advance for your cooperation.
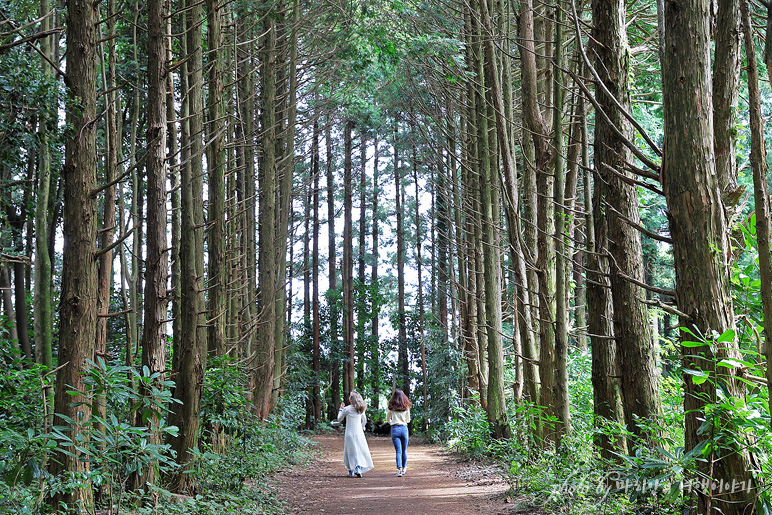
[206,0,227,357]
[470,11,488,408]
[663,0,758,510]
[134,0,168,487]
[437,125,450,338]
[551,0,571,442]
[327,119,341,416]
[273,0,298,408]
[476,0,510,439]
[713,0,741,199]
[255,2,278,418]
[414,147,428,429]
[35,0,54,370]
[50,0,99,506]
[95,0,118,374]
[0,267,18,351]
[460,18,480,399]
[235,16,256,361]
[592,0,661,445]
[742,0,772,434]
[170,15,190,382]
[357,130,367,393]
[518,0,544,425]
[168,9,181,367]
[167,0,208,489]
[312,117,322,424]
[343,120,355,400]
[394,119,409,395]
[371,132,381,408]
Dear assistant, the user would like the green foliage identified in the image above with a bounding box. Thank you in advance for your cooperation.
[47,359,180,511]
[0,353,50,514]
[154,407,314,515]
[201,356,252,436]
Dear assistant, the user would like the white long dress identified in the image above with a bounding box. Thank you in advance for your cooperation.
[336,405,374,473]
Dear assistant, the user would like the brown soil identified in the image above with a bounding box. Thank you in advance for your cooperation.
[273,433,539,515]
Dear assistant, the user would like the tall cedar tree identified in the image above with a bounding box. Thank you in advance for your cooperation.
[662,0,758,510]
[591,0,661,443]
[50,0,99,507]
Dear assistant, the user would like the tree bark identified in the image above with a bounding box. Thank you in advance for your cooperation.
[327,119,341,416]
[167,0,208,490]
[662,0,758,510]
[713,0,741,199]
[206,0,227,357]
[50,0,99,506]
[477,0,511,439]
[742,0,772,435]
[134,0,168,487]
[394,119,409,395]
[357,130,368,393]
[34,0,54,371]
[371,131,381,408]
[592,0,661,445]
[312,117,322,424]
[255,2,278,418]
[551,0,571,443]
[343,119,355,400]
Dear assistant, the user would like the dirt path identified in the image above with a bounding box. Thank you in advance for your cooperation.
[273,433,520,515]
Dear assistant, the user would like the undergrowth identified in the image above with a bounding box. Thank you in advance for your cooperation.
[0,353,315,515]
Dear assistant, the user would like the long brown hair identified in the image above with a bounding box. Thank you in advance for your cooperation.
[388,389,411,411]
[349,391,366,414]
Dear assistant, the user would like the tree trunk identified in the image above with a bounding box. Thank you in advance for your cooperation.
[357,130,368,393]
[742,0,772,436]
[206,0,227,357]
[133,0,168,487]
[550,0,571,443]
[50,0,99,506]
[592,0,661,445]
[662,0,758,510]
[477,0,510,438]
[35,0,54,371]
[343,120,355,400]
[327,119,341,416]
[255,2,278,418]
[371,132,381,408]
[713,0,741,200]
[394,119,409,395]
[167,0,207,490]
[312,117,322,424]
[95,0,118,375]
[273,0,298,408]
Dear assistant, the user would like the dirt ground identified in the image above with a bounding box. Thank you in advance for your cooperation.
[273,433,538,515]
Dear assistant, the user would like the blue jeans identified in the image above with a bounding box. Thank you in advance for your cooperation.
[391,424,409,469]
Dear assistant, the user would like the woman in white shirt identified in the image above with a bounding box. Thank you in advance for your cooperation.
[336,391,374,477]
[387,389,411,477]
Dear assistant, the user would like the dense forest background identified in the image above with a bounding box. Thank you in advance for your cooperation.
[2,0,772,513]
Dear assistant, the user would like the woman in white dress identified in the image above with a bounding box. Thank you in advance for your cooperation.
[336,391,374,477]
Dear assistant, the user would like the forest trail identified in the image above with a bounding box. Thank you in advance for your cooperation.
[273,434,534,515]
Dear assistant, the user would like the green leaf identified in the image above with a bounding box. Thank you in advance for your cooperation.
[683,369,710,384]
[716,329,735,343]
[716,358,745,369]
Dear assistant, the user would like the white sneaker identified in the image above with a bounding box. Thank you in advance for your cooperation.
[396,469,404,477]
[401,466,406,475]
